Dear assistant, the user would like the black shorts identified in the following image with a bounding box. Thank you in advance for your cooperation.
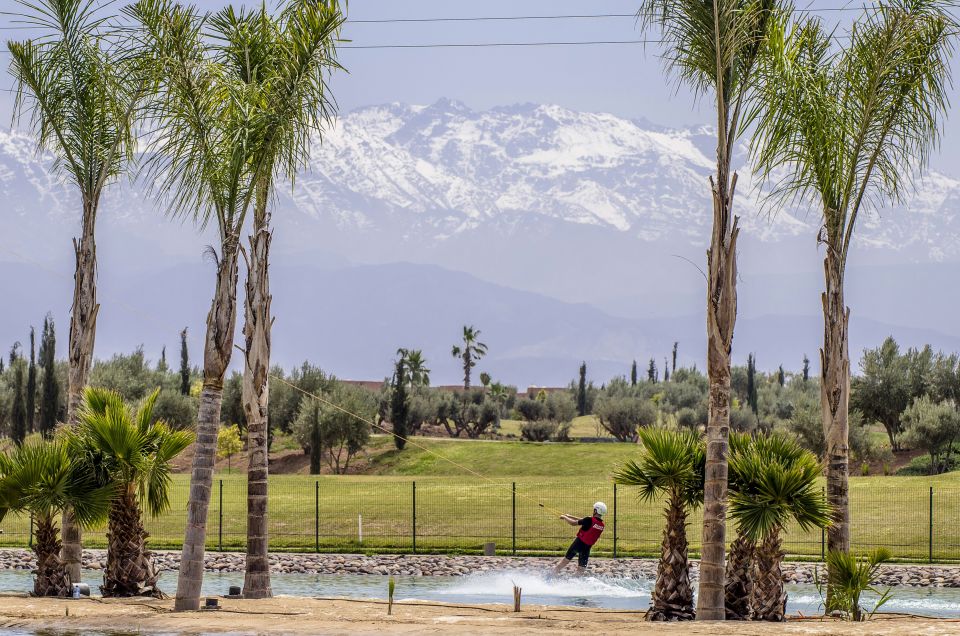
[565,537,592,567]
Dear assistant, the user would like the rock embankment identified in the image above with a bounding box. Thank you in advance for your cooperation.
[1,549,958,588]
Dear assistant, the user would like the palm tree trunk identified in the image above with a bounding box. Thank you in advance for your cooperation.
[63,204,99,585]
[751,530,786,621]
[724,534,755,620]
[241,185,273,600]
[649,495,694,621]
[34,515,70,597]
[699,173,740,621]
[103,489,160,598]
[174,244,240,611]
[822,247,850,557]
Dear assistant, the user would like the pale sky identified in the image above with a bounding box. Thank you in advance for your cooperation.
[0,0,957,177]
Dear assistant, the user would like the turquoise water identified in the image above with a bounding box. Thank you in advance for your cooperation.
[2,567,960,633]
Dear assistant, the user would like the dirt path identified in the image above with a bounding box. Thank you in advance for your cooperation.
[1,595,960,635]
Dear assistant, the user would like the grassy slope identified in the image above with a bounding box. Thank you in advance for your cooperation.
[364,435,631,477]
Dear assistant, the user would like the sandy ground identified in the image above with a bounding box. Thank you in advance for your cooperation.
[1,596,960,635]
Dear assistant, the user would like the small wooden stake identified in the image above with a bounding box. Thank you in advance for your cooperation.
[388,576,395,615]
[513,584,522,612]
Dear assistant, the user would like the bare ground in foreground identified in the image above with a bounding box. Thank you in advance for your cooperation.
[1,596,960,635]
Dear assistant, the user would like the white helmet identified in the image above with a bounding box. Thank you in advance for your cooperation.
[593,501,607,518]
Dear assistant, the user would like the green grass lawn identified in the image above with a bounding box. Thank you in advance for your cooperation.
[497,415,609,440]
[3,437,959,562]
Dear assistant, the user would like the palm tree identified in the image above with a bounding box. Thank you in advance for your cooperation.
[404,350,431,387]
[451,325,487,390]
[69,387,193,597]
[725,433,830,620]
[216,2,345,598]
[636,1,787,617]
[126,0,271,610]
[0,437,112,596]
[749,0,956,567]
[8,0,144,584]
[613,428,704,621]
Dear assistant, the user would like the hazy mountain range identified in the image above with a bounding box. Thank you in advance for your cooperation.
[1,100,958,385]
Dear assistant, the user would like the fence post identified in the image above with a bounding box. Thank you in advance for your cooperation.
[315,480,320,553]
[613,483,618,559]
[28,513,33,548]
[412,481,417,554]
[218,479,223,552]
[929,486,934,564]
[512,482,516,556]
[820,486,825,561]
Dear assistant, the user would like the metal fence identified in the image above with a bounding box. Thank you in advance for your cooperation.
[2,477,958,562]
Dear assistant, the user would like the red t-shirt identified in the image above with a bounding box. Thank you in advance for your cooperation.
[576,516,605,546]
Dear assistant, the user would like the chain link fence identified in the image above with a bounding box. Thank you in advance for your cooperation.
[1,477,957,562]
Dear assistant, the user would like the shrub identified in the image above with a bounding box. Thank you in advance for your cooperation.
[729,407,757,433]
[521,420,557,442]
[896,454,960,476]
[820,548,893,621]
[152,389,198,430]
[595,396,657,442]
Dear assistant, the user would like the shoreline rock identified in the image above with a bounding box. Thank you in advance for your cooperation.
[2,549,959,588]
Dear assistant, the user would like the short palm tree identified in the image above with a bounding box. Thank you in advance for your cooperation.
[0,437,112,597]
[8,0,145,583]
[727,434,830,621]
[69,387,193,597]
[613,428,704,621]
[451,325,487,390]
[749,0,957,564]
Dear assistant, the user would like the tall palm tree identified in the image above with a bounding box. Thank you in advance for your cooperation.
[613,428,704,621]
[451,325,487,390]
[636,1,786,618]
[69,387,193,597]
[404,350,431,387]
[749,0,956,568]
[725,433,830,621]
[8,0,144,583]
[126,0,268,610]
[210,1,344,599]
[0,437,112,596]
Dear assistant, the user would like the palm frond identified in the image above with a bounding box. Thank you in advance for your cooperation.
[8,0,142,208]
[749,0,957,271]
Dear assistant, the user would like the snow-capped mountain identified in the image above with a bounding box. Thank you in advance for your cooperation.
[288,99,960,252]
[2,98,959,262]
[2,100,959,382]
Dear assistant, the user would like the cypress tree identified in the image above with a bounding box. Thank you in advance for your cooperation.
[802,354,810,383]
[390,357,408,450]
[746,353,758,415]
[26,327,37,434]
[179,327,190,395]
[10,344,26,444]
[671,341,678,375]
[38,317,59,438]
[664,357,670,382]
[158,346,168,372]
[647,358,657,383]
[630,360,637,387]
[778,365,785,387]
[577,362,587,416]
